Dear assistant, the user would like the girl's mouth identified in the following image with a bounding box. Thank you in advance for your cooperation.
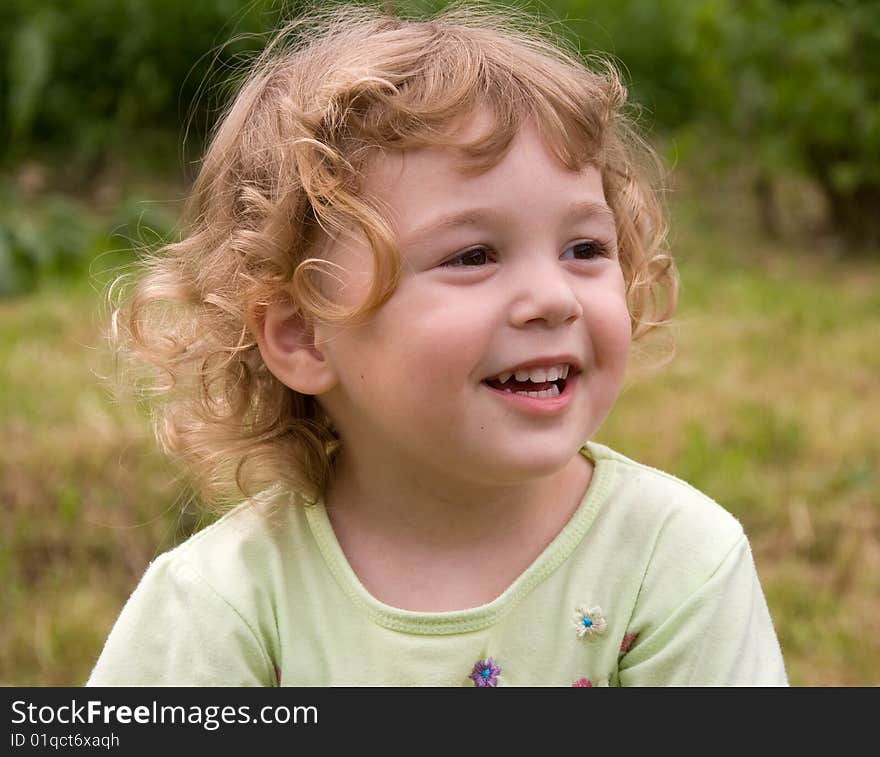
[483,376,567,398]
[482,363,574,399]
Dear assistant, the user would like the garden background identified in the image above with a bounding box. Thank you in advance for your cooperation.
[1,0,878,686]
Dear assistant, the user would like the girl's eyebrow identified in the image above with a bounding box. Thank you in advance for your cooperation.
[402,200,615,245]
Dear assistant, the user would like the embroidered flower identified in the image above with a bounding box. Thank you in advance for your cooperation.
[572,678,593,687]
[620,632,638,654]
[572,606,607,639]
[470,658,501,687]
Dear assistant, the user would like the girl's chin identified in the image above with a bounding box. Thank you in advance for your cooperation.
[464,445,584,485]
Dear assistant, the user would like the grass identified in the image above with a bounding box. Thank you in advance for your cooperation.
[1,186,878,686]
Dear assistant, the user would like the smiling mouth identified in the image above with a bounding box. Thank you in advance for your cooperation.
[482,364,572,398]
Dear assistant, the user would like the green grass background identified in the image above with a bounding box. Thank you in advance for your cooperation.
[1,169,878,686]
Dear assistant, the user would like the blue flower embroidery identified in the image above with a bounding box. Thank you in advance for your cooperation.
[573,606,607,639]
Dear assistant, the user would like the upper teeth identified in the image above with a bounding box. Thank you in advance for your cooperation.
[495,364,570,383]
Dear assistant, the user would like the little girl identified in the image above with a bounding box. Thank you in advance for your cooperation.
[88,2,787,686]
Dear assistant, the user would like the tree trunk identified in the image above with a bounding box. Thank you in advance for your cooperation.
[754,172,781,239]
[807,147,880,254]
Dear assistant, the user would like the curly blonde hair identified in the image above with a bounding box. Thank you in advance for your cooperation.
[110,0,678,508]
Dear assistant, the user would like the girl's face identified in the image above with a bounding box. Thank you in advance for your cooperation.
[314,115,631,488]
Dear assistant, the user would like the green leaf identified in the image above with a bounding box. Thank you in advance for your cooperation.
[7,13,53,143]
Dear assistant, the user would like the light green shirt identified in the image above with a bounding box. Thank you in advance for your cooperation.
[87,443,787,686]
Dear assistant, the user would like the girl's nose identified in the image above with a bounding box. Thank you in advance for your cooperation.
[507,260,584,329]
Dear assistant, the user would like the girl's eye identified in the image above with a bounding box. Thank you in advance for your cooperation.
[443,247,492,267]
[560,240,609,261]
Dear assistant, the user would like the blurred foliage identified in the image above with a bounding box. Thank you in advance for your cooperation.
[1,0,878,297]
[0,0,292,296]
[553,0,880,248]
[0,178,177,296]
[685,0,880,249]
[0,0,292,165]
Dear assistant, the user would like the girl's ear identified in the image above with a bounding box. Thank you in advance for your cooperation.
[253,299,338,396]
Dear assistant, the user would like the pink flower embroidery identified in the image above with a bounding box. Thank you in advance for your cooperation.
[572,678,593,687]
[620,633,638,654]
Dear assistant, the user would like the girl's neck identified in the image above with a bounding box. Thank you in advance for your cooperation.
[326,444,591,543]
[322,446,593,611]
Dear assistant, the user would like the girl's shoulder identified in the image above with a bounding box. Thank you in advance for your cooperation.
[583,441,746,566]
[88,489,307,686]
[147,487,312,593]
